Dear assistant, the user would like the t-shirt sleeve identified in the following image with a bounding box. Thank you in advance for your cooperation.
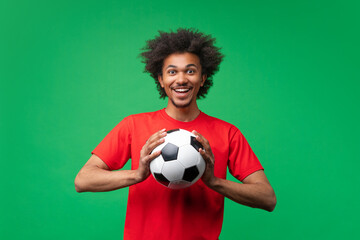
[91,116,132,170]
[228,127,264,181]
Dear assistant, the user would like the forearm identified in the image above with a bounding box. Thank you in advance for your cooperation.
[207,177,276,212]
[75,167,141,192]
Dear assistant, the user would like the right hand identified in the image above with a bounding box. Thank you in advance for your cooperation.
[136,128,167,182]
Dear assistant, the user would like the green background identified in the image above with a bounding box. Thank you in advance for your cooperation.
[1,0,359,239]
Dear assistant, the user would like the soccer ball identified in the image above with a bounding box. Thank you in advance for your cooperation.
[150,129,206,189]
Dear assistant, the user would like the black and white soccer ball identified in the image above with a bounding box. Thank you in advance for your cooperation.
[150,129,206,189]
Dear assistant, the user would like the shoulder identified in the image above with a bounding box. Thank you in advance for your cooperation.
[124,109,162,120]
[121,109,163,125]
[199,112,243,141]
[200,112,239,131]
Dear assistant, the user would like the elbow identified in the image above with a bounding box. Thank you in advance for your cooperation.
[74,174,86,193]
[74,182,83,193]
[265,191,277,212]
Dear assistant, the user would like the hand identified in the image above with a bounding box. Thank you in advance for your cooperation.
[136,128,167,182]
[192,130,216,187]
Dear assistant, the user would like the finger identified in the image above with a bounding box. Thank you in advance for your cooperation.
[146,136,166,154]
[149,150,161,161]
[199,148,207,158]
[143,129,167,155]
[141,137,165,156]
[199,148,210,161]
[142,150,162,165]
[192,130,206,142]
[147,128,167,143]
[199,148,215,169]
[192,130,210,150]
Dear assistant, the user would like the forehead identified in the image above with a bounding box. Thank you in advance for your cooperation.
[163,52,201,68]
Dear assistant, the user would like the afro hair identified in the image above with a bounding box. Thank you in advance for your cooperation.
[140,28,224,99]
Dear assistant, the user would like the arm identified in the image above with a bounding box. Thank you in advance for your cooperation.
[74,129,167,192]
[205,170,276,212]
[74,154,140,192]
[193,131,277,212]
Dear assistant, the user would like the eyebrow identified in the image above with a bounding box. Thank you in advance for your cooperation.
[165,64,198,69]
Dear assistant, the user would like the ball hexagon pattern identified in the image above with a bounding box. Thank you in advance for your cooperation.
[150,129,206,189]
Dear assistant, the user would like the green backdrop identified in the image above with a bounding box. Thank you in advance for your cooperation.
[1,0,359,239]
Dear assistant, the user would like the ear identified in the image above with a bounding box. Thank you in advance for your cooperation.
[201,74,207,87]
[158,75,164,88]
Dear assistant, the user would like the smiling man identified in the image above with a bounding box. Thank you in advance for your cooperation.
[159,52,206,120]
[75,28,276,240]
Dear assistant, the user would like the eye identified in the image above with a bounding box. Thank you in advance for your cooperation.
[187,69,195,74]
[168,70,176,75]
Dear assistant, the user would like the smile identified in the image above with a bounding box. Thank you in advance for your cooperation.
[174,88,190,93]
[172,87,193,93]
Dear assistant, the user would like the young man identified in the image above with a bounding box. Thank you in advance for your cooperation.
[75,28,276,240]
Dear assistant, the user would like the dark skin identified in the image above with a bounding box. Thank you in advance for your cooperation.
[193,130,276,211]
[75,52,276,211]
[75,129,166,192]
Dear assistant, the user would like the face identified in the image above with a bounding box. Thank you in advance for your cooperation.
[158,52,206,109]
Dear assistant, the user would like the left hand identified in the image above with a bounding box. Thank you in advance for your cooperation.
[192,130,216,187]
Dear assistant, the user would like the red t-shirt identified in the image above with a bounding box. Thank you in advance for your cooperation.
[92,109,263,240]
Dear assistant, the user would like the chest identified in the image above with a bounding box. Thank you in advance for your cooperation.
[130,122,230,178]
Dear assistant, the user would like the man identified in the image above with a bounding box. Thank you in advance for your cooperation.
[75,28,276,240]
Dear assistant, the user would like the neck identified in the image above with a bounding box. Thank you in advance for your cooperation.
[165,103,200,122]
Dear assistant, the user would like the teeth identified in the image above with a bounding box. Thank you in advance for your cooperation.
[174,89,189,92]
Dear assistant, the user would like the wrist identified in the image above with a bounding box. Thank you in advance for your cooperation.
[204,176,221,189]
[133,170,144,183]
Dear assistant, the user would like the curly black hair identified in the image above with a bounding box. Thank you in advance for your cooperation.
[140,28,224,99]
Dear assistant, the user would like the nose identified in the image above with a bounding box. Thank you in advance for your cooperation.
[176,72,188,85]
